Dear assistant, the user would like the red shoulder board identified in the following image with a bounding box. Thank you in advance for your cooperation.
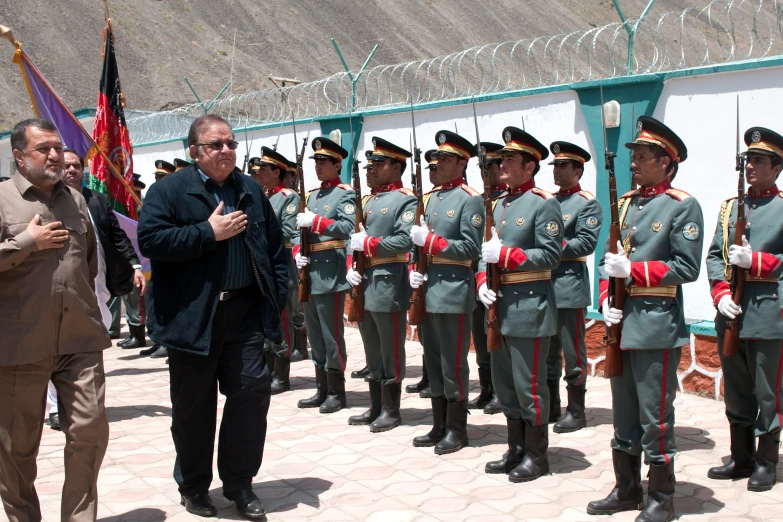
[531,187,554,199]
[338,183,354,191]
[620,189,639,199]
[578,190,595,200]
[281,188,294,196]
[461,185,480,197]
[665,188,691,201]
[397,187,415,196]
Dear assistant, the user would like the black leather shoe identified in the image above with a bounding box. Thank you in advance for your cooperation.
[708,424,755,480]
[637,462,676,522]
[553,384,587,433]
[586,450,644,515]
[149,346,168,359]
[118,325,146,349]
[483,394,502,415]
[48,412,61,431]
[180,493,217,517]
[351,366,371,379]
[508,423,549,482]
[224,488,267,520]
[485,419,524,474]
[139,344,159,356]
[319,371,347,413]
[349,380,382,426]
[298,367,328,408]
[413,397,447,447]
[434,400,469,455]
[748,431,780,492]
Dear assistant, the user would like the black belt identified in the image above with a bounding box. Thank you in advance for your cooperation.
[219,285,256,302]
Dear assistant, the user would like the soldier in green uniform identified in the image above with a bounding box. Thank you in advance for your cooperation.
[546,142,602,432]
[705,127,783,492]
[295,138,355,413]
[469,142,507,415]
[410,131,483,454]
[405,149,439,399]
[283,160,309,363]
[249,147,299,394]
[347,138,417,432]
[588,117,704,522]
[477,127,562,482]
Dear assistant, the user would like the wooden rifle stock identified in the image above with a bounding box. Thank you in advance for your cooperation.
[346,158,365,322]
[296,147,310,303]
[602,166,624,378]
[484,197,502,352]
[408,151,427,326]
[723,158,746,357]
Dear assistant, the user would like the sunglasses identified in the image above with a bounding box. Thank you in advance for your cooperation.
[196,140,240,151]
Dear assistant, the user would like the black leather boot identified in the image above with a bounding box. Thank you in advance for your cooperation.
[290,327,308,362]
[413,397,447,447]
[547,379,561,422]
[468,367,493,410]
[485,418,525,474]
[483,394,502,414]
[351,366,371,379]
[371,382,402,433]
[434,400,469,455]
[586,450,644,515]
[747,430,780,492]
[348,380,382,425]
[297,367,327,408]
[118,325,147,349]
[406,356,429,393]
[265,352,276,383]
[320,371,347,413]
[509,423,549,482]
[271,357,291,395]
[554,384,587,433]
[708,424,755,480]
[637,462,676,522]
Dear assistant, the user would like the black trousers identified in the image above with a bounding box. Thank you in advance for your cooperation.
[168,289,271,495]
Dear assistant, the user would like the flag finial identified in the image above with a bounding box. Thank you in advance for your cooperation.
[0,24,20,49]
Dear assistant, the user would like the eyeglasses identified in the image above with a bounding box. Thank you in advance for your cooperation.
[196,140,240,151]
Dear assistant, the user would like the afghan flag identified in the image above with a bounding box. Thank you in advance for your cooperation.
[89,26,137,219]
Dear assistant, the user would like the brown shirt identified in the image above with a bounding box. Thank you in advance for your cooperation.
[0,172,111,366]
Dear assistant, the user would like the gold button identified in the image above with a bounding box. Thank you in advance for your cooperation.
[631,247,636,252]
[632,226,637,231]
[529,291,533,295]
[638,205,643,210]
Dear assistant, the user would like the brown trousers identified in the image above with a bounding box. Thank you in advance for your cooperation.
[0,352,109,522]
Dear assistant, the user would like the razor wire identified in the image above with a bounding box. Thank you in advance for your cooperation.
[128,0,783,145]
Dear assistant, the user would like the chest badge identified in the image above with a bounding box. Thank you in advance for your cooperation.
[447,209,455,218]
[323,204,330,211]
[563,213,571,221]
[516,217,525,226]
[381,207,388,215]
[652,221,662,232]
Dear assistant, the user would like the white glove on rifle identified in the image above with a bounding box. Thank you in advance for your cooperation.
[717,295,742,319]
[481,227,502,264]
[295,253,309,269]
[478,282,497,308]
[602,298,623,327]
[296,208,315,228]
[728,235,752,269]
[350,223,368,252]
[410,216,429,247]
[604,241,631,278]
[409,270,427,289]
[346,267,364,287]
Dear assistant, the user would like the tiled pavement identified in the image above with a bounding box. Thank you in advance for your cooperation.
[20,327,783,522]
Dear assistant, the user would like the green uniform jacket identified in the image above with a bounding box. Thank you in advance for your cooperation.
[421,181,483,314]
[301,181,356,295]
[361,186,417,313]
[705,187,783,339]
[478,183,563,338]
[598,182,704,350]
[553,187,602,309]
[268,185,300,285]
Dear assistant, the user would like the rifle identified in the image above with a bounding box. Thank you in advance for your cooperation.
[471,97,501,352]
[600,85,624,378]
[408,103,427,326]
[293,116,312,303]
[723,96,746,358]
[346,113,366,322]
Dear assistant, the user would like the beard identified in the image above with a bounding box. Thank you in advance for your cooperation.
[23,158,62,186]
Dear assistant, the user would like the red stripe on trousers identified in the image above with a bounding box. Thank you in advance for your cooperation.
[335,293,345,371]
[533,338,541,425]
[659,350,670,464]
[456,314,465,401]
[575,308,585,386]
[282,308,292,357]
[393,312,401,383]
[776,340,783,428]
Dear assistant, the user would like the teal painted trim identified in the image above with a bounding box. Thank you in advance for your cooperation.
[317,115,364,183]
[689,320,717,337]
[134,136,191,149]
[586,309,603,322]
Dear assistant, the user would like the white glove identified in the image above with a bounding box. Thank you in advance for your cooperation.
[346,267,364,286]
[601,298,623,327]
[409,270,428,289]
[410,216,429,247]
[728,235,752,269]
[478,282,497,308]
[604,241,631,278]
[295,253,310,268]
[481,227,502,264]
[350,223,368,252]
[296,208,315,228]
[717,295,742,319]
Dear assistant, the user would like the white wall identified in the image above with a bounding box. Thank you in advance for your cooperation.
[653,65,783,321]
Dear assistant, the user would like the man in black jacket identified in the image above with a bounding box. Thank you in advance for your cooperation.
[138,115,288,521]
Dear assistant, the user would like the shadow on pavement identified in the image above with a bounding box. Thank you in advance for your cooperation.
[99,508,167,521]
[208,478,333,518]
[106,405,172,422]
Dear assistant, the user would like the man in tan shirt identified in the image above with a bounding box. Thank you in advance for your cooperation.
[0,119,111,522]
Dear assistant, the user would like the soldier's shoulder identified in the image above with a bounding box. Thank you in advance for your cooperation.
[281,188,296,196]
[424,186,440,196]
[721,195,738,205]
[578,190,596,200]
[460,184,481,197]
[337,183,354,191]
[307,187,320,194]
[665,188,691,202]
[397,187,415,196]
[779,192,783,199]
[531,187,554,200]
[619,189,639,200]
